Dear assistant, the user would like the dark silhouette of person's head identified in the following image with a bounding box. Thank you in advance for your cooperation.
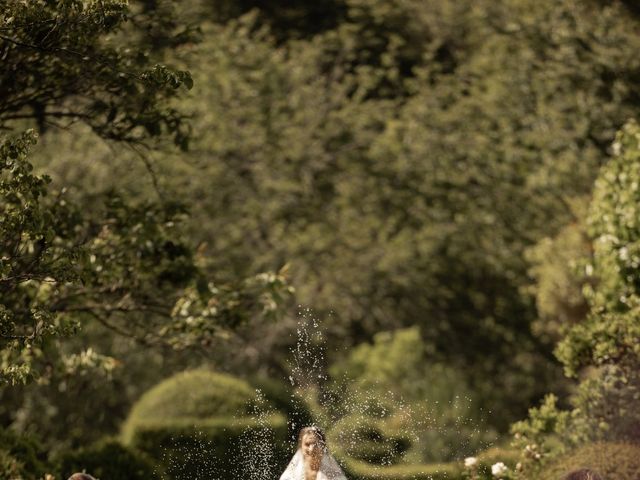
[67,473,97,480]
[563,468,603,480]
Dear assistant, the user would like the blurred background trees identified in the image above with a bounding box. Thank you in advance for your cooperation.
[2,0,640,477]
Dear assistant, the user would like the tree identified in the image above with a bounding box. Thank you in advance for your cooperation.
[512,122,640,474]
[148,0,640,427]
[556,120,640,441]
[0,128,291,387]
[0,1,292,386]
[0,0,194,147]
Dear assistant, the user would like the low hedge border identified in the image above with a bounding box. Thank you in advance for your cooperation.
[128,414,289,480]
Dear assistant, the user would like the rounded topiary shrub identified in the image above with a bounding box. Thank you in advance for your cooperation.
[57,439,157,480]
[123,369,255,440]
[123,369,288,480]
[537,442,640,480]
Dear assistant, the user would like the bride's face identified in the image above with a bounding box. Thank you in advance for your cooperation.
[301,433,323,461]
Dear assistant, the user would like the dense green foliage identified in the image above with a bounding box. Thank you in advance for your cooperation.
[0,129,290,388]
[0,0,291,454]
[57,439,157,480]
[124,369,289,480]
[326,328,494,464]
[342,457,460,480]
[0,430,51,480]
[0,0,193,147]
[559,121,640,380]
[535,443,640,480]
[512,122,640,476]
[122,369,256,441]
[130,416,289,480]
[2,0,640,474]
[557,121,640,443]
[134,0,640,432]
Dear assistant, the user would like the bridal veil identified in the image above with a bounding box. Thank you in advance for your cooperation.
[279,449,347,480]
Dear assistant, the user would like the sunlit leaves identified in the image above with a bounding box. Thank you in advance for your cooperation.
[0,132,293,385]
[558,121,640,376]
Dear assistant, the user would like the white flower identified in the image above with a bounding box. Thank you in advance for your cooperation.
[612,141,622,156]
[464,457,478,468]
[619,246,630,261]
[492,462,508,477]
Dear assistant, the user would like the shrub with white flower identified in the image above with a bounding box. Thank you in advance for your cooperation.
[491,461,508,478]
[462,456,480,480]
[464,457,478,469]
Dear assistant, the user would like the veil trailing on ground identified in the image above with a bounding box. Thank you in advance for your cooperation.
[279,449,348,480]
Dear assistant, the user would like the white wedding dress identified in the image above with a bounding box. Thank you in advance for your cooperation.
[279,449,347,480]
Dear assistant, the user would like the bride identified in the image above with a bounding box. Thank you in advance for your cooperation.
[280,426,347,480]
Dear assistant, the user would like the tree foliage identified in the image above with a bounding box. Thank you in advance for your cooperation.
[3,0,640,462]
[0,131,291,386]
[73,0,639,433]
[0,1,292,390]
[560,121,640,376]
[327,328,494,463]
[0,0,193,148]
[140,0,640,426]
[513,122,640,474]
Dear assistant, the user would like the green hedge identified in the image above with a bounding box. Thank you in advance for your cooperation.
[122,369,256,442]
[123,369,290,479]
[339,454,462,480]
[331,415,412,465]
[334,444,519,480]
[536,442,640,480]
[130,415,288,479]
[57,439,158,480]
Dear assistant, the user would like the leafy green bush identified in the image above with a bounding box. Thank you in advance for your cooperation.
[473,446,521,479]
[536,443,640,480]
[512,122,640,473]
[329,328,495,464]
[122,369,256,442]
[0,430,50,480]
[338,444,518,480]
[131,415,288,479]
[123,369,289,479]
[554,120,640,442]
[57,439,157,480]
[331,415,411,465]
[0,448,24,480]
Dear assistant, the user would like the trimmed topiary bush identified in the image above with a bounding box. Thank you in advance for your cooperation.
[57,439,158,480]
[536,442,640,480]
[122,369,256,442]
[123,369,289,480]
